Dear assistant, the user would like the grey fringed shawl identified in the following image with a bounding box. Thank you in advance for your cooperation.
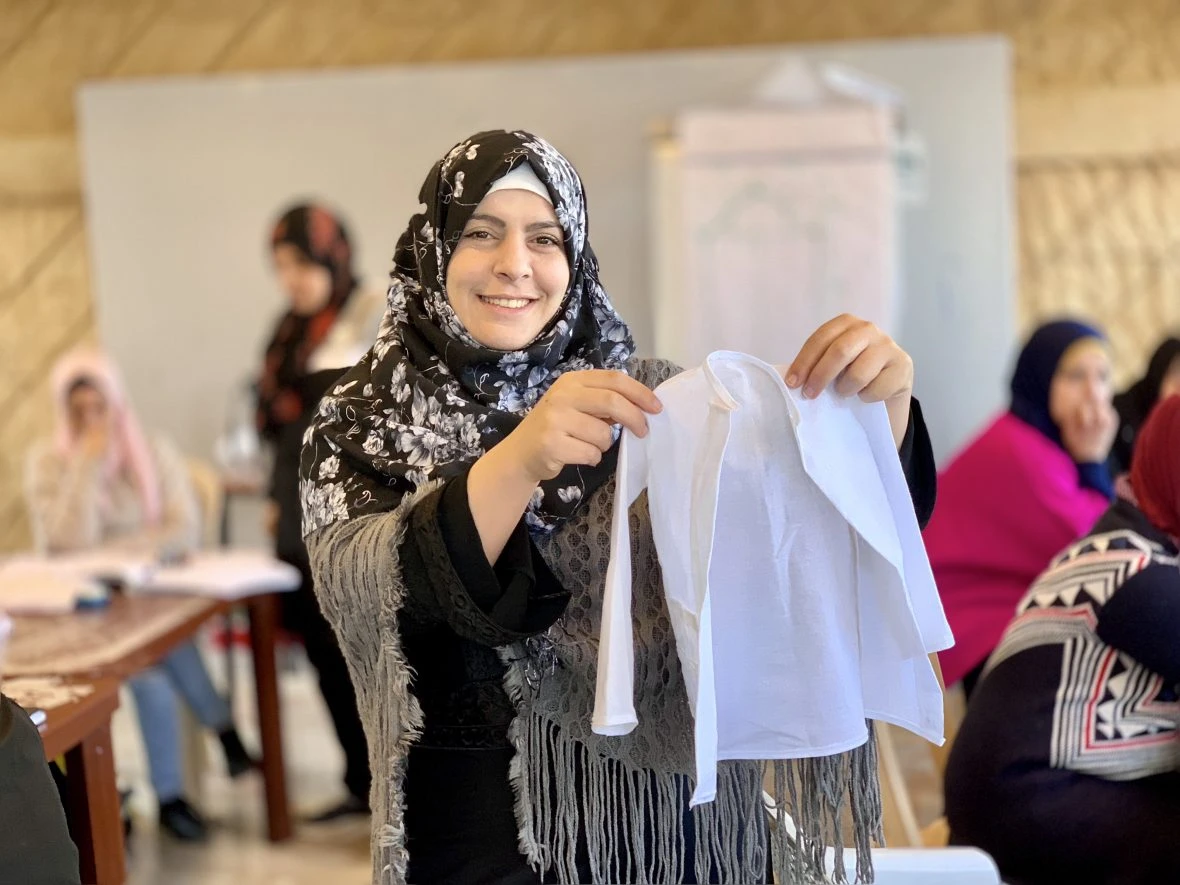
[306,358,883,885]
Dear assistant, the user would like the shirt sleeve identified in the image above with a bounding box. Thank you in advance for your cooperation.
[898,398,937,530]
[397,471,570,646]
[592,429,650,736]
[1095,563,1180,685]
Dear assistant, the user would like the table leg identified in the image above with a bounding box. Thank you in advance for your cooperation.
[247,593,292,841]
[65,724,126,885]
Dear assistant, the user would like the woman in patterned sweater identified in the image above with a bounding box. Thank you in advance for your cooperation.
[945,394,1180,885]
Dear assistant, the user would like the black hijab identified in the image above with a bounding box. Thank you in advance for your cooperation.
[1111,336,1180,474]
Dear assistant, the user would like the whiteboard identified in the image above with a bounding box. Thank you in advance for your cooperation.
[78,37,1011,468]
[655,105,902,369]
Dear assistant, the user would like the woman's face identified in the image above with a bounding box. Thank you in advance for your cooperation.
[273,243,333,316]
[67,382,110,437]
[1049,339,1113,427]
[444,189,570,351]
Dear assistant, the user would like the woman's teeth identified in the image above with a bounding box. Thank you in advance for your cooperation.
[481,296,531,308]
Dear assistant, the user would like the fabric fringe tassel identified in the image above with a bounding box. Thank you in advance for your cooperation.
[503,699,883,885]
[769,724,883,885]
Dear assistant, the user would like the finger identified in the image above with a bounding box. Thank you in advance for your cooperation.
[577,370,663,414]
[858,362,912,403]
[577,388,652,438]
[803,327,874,398]
[833,346,891,398]
[560,411,617,452]
[785,314,862,389]
[559,436,606,469]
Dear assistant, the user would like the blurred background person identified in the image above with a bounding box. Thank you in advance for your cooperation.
[1110,335,1180,475]
[924,320,1117,699]
[257,203,383,821]
[944,394,1180,885]
[25,348,255,841]
[0,692,80,884]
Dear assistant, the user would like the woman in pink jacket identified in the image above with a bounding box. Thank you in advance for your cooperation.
[924,320,1117,696]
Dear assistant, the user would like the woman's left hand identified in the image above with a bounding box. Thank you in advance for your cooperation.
[785,314,914,449]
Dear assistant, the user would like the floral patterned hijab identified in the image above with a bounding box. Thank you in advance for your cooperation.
[300,130,635,537]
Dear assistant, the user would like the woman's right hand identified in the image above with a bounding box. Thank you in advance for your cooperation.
[502,370,663,483]
[468,370,661,564]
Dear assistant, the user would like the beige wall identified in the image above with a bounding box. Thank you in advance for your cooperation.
[3,0,1179,550]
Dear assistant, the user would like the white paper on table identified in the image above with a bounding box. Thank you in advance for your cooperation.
[57,550,157,586]
[0,551,155,588]
[0,560,93,614]
[136,550,300,600]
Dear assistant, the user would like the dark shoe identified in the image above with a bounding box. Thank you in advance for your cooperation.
[218,727,257,779]
[306,794,369,823]
[159,797,208,842]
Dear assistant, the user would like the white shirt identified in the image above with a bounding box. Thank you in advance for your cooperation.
[307,287,386,373]
[592,351,952,806]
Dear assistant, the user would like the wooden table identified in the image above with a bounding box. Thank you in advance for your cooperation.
[35,678,124,885]
[5,592,291,848]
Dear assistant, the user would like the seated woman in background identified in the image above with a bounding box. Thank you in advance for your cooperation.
[944,395,1180,885]
[1109,335,1180,475]
[923,320,1117,697]
[25,348,254,842]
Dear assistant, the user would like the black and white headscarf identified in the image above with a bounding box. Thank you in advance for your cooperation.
[300,130,635,537]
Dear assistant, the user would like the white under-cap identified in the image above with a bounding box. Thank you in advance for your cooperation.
[485,163,553,205]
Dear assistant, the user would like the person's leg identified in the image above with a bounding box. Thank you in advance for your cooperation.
[126,671,207,842]
[299,589,371,801]
[127,670,184,804]
[159,641,254,777]
[158,642,232,732]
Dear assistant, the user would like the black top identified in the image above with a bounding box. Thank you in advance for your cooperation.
[270,368,350,562]
[946,496,1180,786]
[0,696,80,885]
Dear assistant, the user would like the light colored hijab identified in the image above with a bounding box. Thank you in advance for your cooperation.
[51,347,162,526]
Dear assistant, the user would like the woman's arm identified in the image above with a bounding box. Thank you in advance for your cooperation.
[24,444,105,554]
[898,399,937,529]
[1096,563,1180,685]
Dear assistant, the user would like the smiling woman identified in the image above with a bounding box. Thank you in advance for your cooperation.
[445,165,571,352]
[299,129,936,885]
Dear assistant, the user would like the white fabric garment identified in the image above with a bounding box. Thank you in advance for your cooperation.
[307,286,387,373]
[592,351,952,806]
